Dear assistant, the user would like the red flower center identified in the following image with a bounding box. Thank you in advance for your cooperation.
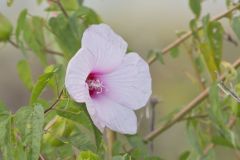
[86,73,105,98]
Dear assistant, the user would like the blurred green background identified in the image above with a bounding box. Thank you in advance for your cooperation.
[0,0,239,159]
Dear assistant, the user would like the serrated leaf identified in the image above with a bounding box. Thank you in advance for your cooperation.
[17,60,33,90]
[56,100,92,129]
[0,109,15,160]
[49,14,81,59]
[15,106,33,142]
[189,0,201,18]
[30,104,44,160]
[23,16,46,63]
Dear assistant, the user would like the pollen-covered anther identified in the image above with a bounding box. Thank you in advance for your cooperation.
[86,79,104,94]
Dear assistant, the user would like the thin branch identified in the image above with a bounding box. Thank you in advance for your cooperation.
[44,89,64,114]
[39,154,46,160]
[144,57,240,142]
[50,0,69,18]
[8,39,64,57]
[147,3,240,65]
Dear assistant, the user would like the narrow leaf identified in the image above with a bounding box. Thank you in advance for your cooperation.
[17,60,33,90]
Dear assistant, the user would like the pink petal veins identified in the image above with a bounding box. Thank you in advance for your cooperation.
[82,24,128,73]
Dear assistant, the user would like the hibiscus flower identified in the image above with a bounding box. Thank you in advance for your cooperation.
[65,24,152,134]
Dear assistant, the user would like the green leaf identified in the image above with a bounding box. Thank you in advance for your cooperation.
[74,6,101,25]
[127,135,148,159]
[61,0,79,10]
[189,19,198,39]
[232,16,240,40]
[170,47,180,58]
[212,136,239,149]
[0,107,15,160]
[81,105,102,151]
[0,101,9,114]
[23,16,46,63]
[15,106,33,142]
[30,104,44,160]
[207,21,223,69]
[186,120,203,154]
[30,67,56,104]
[49,14,81,59]
[144,157,163,160]
[17,60,33,90]
[199,43,218,80]
[0,12,13,41]
[77,151,100,160]
[56,100,92,129]
[147,49,164,64]
[7,0,14,6]
[16,9,27,42]
[189,0,201,18]
[179,151,190,160]
[112,156,125,160]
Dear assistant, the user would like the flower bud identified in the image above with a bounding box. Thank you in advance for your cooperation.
[0,13,13,42]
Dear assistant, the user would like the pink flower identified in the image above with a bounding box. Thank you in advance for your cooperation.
[65,24,152,134]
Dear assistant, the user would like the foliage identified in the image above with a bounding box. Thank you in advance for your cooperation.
[0,0,240,160]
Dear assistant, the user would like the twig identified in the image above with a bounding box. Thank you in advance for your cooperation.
[50,0,69,18]
[144,57,240,142]
[44,89,64,114]
[149,97,159,153]
[39,154,45,160]
[8,39,64,57]
[147,3,240,65]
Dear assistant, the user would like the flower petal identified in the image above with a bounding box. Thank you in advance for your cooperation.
[103,52,152,110]
[82,24,127,72]
[65,48,95,102]
[86,97,137,134]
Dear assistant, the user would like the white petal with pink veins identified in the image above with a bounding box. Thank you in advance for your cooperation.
[103,52,152,110]
[65,48,95,102]
[86,97,137,134]
[82,24,128,73]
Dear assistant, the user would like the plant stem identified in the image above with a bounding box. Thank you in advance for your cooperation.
[106,128,116,160]
[8,39,64,57]
[144,57,240,142]
[44,89,64,114]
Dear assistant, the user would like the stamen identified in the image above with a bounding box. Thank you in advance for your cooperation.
[86,73,105,98]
